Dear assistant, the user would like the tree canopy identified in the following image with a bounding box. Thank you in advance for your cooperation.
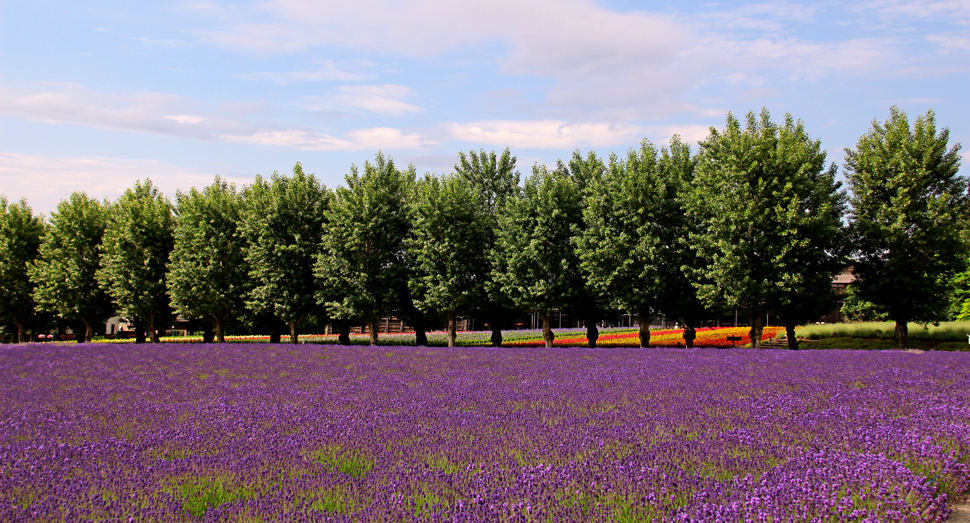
[317,152,412,346]
[685,109,847,348]
[0,197,45,343]
[242,163,331,344]
[29,192,112,342]
[845,107,967,348]
[490,165,583,347]
[408,173,489,347]
[168,177,249,343]
[97,180,175,343]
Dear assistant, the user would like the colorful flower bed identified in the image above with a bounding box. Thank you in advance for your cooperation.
[92,326,782,348]
[1,344,968,522]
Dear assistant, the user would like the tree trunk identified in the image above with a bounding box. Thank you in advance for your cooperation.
[540,311,554,348]
[786,321,798,350]
[215,321,225,343]
[144,315,159,343]
[447,311,457,348]
[288,321,299,344]
[412,313,429,347]
[367,317,379,346]
[14,320,26,343]
[586,321,599,348]
[134,318,147,344]
[490,325,503,347]
[269,323,281,344]
[683,324,696,348]
[638,311,652,348]
[895,320,908,349]
[749,313,764,349]
[335,320,350,345]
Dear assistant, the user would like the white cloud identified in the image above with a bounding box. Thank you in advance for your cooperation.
[927,34,970,52]
[331,85,422,115]
[239,60,369,83]
[445,120,645,149]
[0,83,432,152]
[861,0,970,19]
[0,152,243,215]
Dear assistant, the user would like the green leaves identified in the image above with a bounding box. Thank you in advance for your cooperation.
[316,153,411,343]
[167,177,248,342]
[96,179,175,342]
[490,165,583,318]
[0,196,45,342]
[241,163,331,342]
[29,192,112,341]
[407,174,489,346]
[846,107,968,336]
[684,109,847,345]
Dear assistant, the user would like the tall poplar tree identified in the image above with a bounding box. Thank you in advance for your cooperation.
[30,192,112,343]
[574,140,686,347]
[845,107,967,348]
[316,153,412,346]
[408,173,489,347]
[167,177,249,343]
[684,109,846,348]
[490,165,583,348]
[242,164,330,344]
[97,180,175,343]
[454,148,521,346]
[0,197,45,343]
[558,150,609,347]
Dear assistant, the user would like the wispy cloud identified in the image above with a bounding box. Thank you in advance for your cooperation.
[0,152,240,214]
[239,60,370,83]
[444,120,646,149]
[0,82,432,152]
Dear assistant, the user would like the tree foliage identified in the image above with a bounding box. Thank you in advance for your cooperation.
[408,174,489,347]
[685,109,847,348]
[317,153,412,346]
[490,165,583,347]
[845,107,967,348]
[242,164,331,344]
[97,180,175,343]
[168,177,249,343]
[29,192,112,342]
[454,148,521,346]
[0,197,45,343]
[575,139,698,347]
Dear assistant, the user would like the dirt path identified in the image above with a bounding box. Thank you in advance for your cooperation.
[950,497,970,522]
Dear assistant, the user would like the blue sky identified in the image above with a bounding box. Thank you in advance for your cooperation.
[2,0,968,213]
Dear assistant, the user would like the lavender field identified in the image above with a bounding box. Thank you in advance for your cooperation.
[1,344,969,522]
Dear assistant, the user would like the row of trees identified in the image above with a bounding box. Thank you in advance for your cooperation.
[1,107,965,349]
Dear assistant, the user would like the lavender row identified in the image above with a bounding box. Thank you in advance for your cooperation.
[2,344,969,522]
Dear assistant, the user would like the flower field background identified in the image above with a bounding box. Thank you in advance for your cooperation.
[2,344,969,522]
[92,326,784,348]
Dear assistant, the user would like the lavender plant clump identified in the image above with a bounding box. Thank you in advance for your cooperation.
[1,344,968,522]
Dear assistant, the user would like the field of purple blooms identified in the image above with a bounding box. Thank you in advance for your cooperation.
[2,344,969,522]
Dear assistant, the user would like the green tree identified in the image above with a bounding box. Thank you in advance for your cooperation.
[574,140,688,347]
[0,197,45,343]
[845,107,967,348]
[490,165,583,347]
[685,109,847,348]
[454,148,521,346]
[408,173,489,347]
[242,163,331,344]
[167,177,249,343]
[317,153,412,346]
[97,180,175,343]
[840,285,888,322]
[557,150,609,347]
[29,192,113,343]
